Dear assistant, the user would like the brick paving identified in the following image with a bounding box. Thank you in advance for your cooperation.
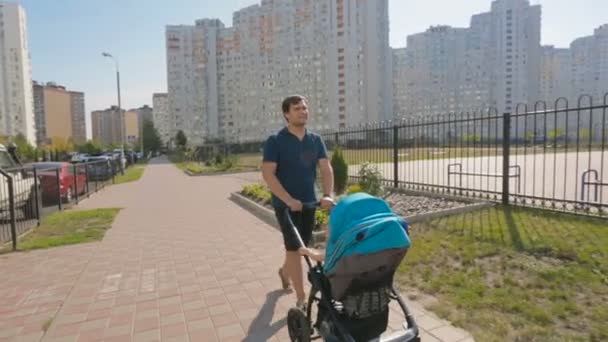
[0,158,474,341]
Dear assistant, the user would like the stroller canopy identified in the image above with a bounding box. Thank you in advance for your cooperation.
[324,192,410,275]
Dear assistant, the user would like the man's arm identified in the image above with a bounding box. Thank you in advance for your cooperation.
[318,158,334,198]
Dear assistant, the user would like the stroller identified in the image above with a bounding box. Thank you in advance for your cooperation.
[285,193,420,342]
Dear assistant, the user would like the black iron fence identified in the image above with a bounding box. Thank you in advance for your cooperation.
[0,159,123,249]
[317,95,608,216]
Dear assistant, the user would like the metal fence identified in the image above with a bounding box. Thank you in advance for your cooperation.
[0,159,123,249]
[317,95,608,216]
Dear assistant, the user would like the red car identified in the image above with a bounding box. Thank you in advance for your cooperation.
[30,162,87,203]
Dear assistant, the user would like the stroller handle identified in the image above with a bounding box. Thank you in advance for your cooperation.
[283,201,332,269]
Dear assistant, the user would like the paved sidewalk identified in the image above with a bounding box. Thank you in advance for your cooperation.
[0,158,473,342]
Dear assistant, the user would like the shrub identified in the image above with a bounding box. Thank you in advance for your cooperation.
[346,184,363,194]
[331,147,348,194]
[242,183,272,204]
[315,210,329,231]
[357,162,383,196]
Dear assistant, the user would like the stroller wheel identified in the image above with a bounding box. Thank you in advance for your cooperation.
[287,307,311,342]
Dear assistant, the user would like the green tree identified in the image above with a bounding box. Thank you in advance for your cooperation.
[14,133,37,162]
[331,147,348,194]
[141,119,162,154]
[176,130,187,149]
[76,140,103,155]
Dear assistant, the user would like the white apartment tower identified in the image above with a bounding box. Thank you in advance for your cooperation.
[0,2,35,145]
[166,0,391,143]
[570,24,608,104]
[393,0,541,117]
[540,46,571,105]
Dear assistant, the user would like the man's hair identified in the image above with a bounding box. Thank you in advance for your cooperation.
[282,95,306,114]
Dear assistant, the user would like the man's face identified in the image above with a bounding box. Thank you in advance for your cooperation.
[285,101,309,127]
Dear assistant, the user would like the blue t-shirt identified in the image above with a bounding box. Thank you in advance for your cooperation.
[263,127,328,208]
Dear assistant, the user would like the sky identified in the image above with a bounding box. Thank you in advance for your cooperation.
[19,0,608,139]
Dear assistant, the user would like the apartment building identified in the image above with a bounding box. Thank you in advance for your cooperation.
[0,2,35,144]
[393,0,541,117]
[166,0,391,144]
[152,93,171,144]
[32,81,86,145]
[91,106,124,146]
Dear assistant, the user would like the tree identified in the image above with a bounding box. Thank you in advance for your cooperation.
[175,130,187,149]
[331,147,348,194]
[141,119,162,154]
[14,133,37,162]
[76,140,103,155]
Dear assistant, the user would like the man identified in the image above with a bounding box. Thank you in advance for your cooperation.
[262,95,334,308]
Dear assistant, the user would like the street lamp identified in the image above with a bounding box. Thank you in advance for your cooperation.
[102,52,125,173]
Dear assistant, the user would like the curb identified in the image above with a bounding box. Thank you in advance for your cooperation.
[229,192,278,228]
[185,168,260,177]
[231,191,494,227]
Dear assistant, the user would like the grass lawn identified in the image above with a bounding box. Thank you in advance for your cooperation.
[169,152,257,174]
[114,161,147,184]
[398,206,608,341]
[3,208,121,252]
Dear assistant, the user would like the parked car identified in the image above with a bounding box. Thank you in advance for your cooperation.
[84,156,114,181]
[0,144,40,219]
[29,162,87,203]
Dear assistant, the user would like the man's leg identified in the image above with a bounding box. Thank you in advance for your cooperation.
[287,208,315,304]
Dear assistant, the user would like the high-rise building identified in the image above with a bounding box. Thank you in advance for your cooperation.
[91,107,124,146]
[32,81,86,145]
[124,109,139,146]
[166,0,391,144]
[570,24,608,103]
[393,0,541,117]
[540,46,572,105]
[0,2,35,144]
[152,93,171,144]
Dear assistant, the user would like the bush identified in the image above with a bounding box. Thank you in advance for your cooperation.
[315,210,329,231]
[242,183,272,205]
[346,184,363,194]
[357,162,383,196]
[331,147,348,194]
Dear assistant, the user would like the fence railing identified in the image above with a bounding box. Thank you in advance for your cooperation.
[0,158,127,249]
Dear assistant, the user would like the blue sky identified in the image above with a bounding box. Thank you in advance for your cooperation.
[20,0,608,138]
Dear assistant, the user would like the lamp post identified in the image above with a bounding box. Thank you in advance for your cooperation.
[102,52,125,173]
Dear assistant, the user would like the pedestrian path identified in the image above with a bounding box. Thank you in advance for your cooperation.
[0,158,473,341]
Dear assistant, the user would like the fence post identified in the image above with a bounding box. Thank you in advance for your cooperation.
[56,168,63,210]
[7,174,17,251]
[73,164,79,204]
[393,125,399,189]
[33,168,41,226]
[502,112,512,205]
[334,132,339,149]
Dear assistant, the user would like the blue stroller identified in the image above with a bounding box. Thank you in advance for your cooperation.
[285,193,420,342]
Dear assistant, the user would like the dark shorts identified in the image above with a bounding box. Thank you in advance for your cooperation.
[274,207,316,251]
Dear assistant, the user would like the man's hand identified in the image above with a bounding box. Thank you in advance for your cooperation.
[287,198,303,212]
[320,196,335,210]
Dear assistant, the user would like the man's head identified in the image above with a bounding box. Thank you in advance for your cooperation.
[282,95,309,127]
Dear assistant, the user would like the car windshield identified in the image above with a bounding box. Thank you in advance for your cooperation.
[0,151,15,169]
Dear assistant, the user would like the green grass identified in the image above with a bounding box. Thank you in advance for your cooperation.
[114,161,147,184]
[398,206,608,341]
[7,208,121,251]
